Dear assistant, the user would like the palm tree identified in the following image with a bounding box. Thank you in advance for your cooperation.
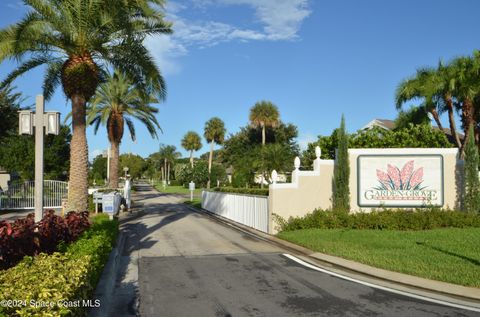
[181,131,202,167]
[0,0,171,211]
[249,101,280,145]
[395,67,444,131]
[158,145,181,184]
[249,100,280,187]
[87,71,161,188]
[204,118,226,189]
[450,54,480,153]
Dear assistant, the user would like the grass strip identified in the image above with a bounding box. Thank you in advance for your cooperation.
[278,228,480,287]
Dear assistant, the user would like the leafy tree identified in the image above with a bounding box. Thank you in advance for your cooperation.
[303,124,453,167]
[204,117,226,188]
[119,154,146,180]
[90,155,107,185]
[0,0,172,211]
[177,161,209,187]
[0,126,71,181]
[222,123,299,187]
[181,131,202,167]
[0,86,26,139]
[332,115,350,212]
[86,71,161,188]
[463,125,480,213]
[249,100,280,188]
[157,145,181,182]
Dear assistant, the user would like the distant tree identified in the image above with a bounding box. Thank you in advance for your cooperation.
[204,117,226,188]
[332,115,350,212]
[90,155,107,184]
[181,131,202,167]
[222,123,299,187]
[302,124,453,167]
[177,161,209,187]
[157,145,181,183]
[249,100,280,188]
[463,125,480,213]
[119,154,146,180]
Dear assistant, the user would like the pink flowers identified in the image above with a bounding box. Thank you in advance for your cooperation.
[375,160,424,190]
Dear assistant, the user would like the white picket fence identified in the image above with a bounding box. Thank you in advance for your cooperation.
[201,191,269,233]
[0,180,68,210]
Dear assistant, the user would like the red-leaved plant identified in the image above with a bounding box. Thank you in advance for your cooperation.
[0,210,91,269]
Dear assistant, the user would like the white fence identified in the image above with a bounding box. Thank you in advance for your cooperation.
[0,180,68,210]
[202,191,269,233]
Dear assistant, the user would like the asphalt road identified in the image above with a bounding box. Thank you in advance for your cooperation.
[115,184,478,317]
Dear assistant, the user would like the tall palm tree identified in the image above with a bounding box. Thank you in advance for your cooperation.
[450,54,480,153]
[87,71,161,188]
[0,0,171,211]
[204,117,226,189]
[158,145,180,184]
[181,131,202,167]
[249,100,280,187]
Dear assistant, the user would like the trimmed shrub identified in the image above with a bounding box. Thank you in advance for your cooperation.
[276,209,480,232]
[0,214,118,317]
[213,187,269,196]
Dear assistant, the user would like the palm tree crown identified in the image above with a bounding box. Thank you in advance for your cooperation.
[0,0,172,211]
[87,71,162,188]
[204,117,226,188]
[249,100,280,145]
[182,131,202,167]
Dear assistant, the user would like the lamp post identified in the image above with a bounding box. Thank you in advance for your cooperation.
[123,167,129,179]
[18,95,60,222]
[102,148,111,185]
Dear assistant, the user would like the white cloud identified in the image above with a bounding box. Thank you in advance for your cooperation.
[147,0,311,75]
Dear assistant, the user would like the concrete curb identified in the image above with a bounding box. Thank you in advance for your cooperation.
[88,229,126,317]
[182,203,480,306]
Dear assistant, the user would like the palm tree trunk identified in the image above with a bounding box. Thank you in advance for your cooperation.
[207,140,214,189]
[430,108,443,131]
[445,96,461,149]
[109,140,120,188]
[167,163,170,184]
[190,150,194,168]
[460,98,475,158]
[164,158,167,182]
[68,94,88,211]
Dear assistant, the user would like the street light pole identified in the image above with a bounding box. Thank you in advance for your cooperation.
[18,95,60,223]
[34,95,45,223]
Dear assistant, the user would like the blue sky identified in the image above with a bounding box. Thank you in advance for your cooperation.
[1,0,480,160]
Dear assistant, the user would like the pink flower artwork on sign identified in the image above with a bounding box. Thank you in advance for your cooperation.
[374,160,425,190]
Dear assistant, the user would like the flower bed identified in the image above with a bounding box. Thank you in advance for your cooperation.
[0,210,90,269]
[0,214,118,316]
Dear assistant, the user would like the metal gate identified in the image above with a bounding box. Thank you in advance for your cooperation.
[0,180,68,210]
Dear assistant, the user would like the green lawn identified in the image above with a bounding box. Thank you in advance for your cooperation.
[278,228,480,287]
[154,184,203,196]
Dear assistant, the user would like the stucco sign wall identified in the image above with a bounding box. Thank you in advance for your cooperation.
[357,155,444,207]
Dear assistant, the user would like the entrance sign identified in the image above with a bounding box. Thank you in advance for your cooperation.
[358,155,444,207]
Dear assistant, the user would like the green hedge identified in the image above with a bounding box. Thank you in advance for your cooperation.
[213,187,269,196]
[275,209,480,232]
[0,214,118,317]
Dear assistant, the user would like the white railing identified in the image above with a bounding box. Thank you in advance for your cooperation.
[0,180,68,210]
[202,191,269,233]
